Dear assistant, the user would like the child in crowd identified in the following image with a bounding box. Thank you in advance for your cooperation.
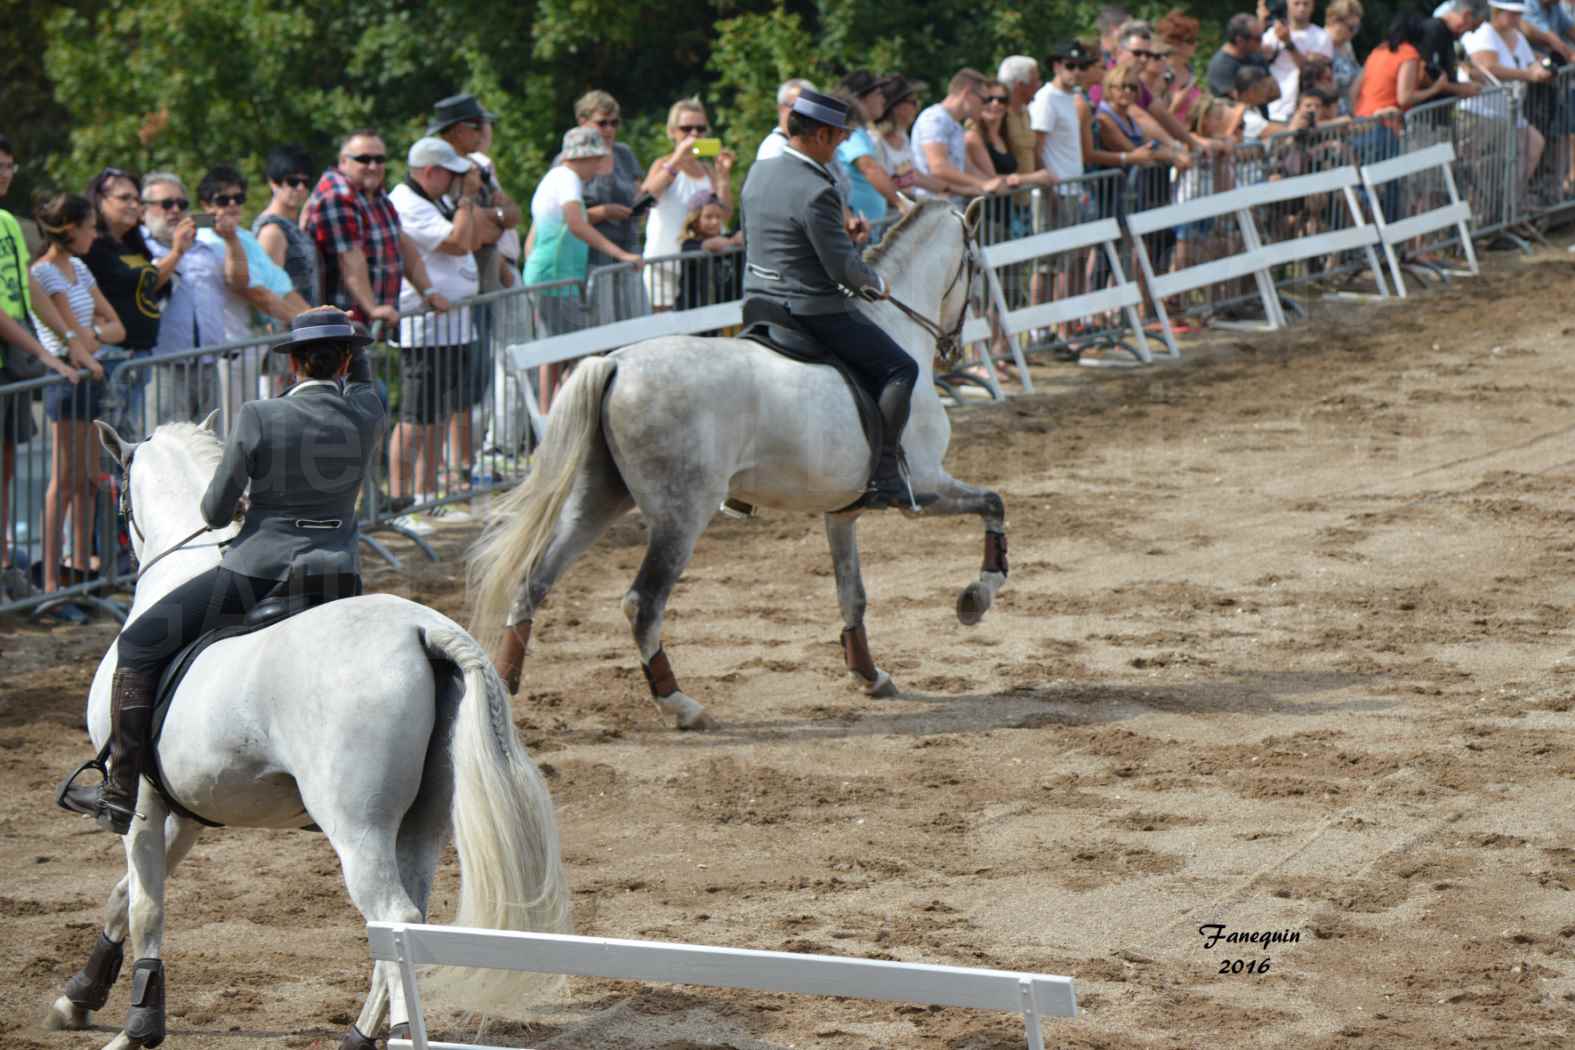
[676,193,742,314]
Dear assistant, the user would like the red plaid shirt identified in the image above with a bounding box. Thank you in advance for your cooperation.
[303,168,402,323]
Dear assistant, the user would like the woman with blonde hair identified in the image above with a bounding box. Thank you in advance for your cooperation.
[575,89,650,322]
[640,97,734,311]
[1325,0,1366,114]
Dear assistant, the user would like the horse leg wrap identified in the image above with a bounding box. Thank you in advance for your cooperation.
[642,648,679,698]
[495,620,532,695]
[983,530,1009,577]
[841,626,879,683]
[126,958,165,1048]
[339,1024,380,1050]
[64,931,124,1010]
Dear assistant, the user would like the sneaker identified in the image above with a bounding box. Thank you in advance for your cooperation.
[426,505,473,525]
[390,513,436,537]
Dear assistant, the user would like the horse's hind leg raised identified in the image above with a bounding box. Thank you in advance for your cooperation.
[45,813,202,1034]
[922,477,1008,626]
[825,514,898,697]
[624,510,717,730]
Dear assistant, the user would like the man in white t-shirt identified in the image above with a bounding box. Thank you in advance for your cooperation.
[756,79,817,162]
[1260,0,1334,122]
[388,136,479,520]
[1467,0,1553,182]
[1029,41,1091,184]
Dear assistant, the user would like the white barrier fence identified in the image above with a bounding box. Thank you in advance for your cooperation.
[1361,143,1479,297]
[368,921,1078,1050]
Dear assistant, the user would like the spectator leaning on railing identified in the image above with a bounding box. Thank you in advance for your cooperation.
[835,71,903,229]
[1354,14,1450,121]
[83,167,163,434]
[1420,1,1487,103]
[1157,11,1205,126]
[998,55,1043,176]
[1467,0,1551,186]
[913,68,1007,201]
[526,127,644,407]
[196,164,307,339]
[432,94,520,294]
[871,74,936,198]
[31,193,123,621]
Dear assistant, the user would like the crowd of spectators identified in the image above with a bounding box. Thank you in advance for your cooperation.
[7,1,1575,615]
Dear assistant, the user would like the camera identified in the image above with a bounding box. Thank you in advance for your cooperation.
[191,213,214,230]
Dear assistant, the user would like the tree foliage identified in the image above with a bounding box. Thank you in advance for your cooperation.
[20,0,1409,209]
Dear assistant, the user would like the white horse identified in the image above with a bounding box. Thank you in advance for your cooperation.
[470,199,1009,730]
[44,419,569,1050]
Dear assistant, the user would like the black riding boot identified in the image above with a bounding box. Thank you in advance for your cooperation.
[58,667,157,835]
[853,376,937,511]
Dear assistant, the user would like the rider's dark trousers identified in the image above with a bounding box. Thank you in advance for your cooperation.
[792,308,919,397]
[116,567,277,674]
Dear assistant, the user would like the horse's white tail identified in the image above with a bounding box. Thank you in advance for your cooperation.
[421,626,571,1013]
[469,355,617,657]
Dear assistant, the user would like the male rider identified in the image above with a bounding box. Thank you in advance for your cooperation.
[739,89,934,511]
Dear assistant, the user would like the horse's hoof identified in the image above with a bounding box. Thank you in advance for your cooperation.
[44,995,91,1030]
[658,691,718,731]
[956,582,991,626]
[858,670,899,698]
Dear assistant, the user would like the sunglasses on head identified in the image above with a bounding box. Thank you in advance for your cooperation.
[210,193,246,207]
[346,153,387,165]
[281,175,312,189]
[144,197,189,210]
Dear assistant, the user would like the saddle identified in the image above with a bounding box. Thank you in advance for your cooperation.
[738,299,884,486]
[133,573,359,829]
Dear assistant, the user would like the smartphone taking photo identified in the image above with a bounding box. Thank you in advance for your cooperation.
[191,213,215,230]
[690,138,723,158]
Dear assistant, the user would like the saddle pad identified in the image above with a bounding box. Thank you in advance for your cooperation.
[145,585,356,830]
[739,322,883,486]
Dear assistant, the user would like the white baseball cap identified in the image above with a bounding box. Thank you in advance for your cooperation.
[1488,0,1527,11]
[407,136,472,174]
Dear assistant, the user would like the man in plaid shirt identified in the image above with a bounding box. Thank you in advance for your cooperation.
[304,128,448,327]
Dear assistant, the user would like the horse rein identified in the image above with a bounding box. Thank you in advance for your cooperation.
[879,209,981,367]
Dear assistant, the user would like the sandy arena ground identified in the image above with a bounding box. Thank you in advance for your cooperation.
[3,246,1574,1050]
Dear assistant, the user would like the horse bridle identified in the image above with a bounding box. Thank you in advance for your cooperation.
[880,208,982,367]
[117,446,223,583]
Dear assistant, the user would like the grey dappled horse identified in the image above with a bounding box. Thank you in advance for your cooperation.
[46,420,569,1049]
[470,199,1008,729]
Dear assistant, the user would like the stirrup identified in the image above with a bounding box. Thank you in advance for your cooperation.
[719,497,757,520]
[56,755,109,817]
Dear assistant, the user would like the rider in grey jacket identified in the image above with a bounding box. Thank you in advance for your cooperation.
[61,306,386,835]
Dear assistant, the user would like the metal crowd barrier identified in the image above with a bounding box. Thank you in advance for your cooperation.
[1515,64,1575,225]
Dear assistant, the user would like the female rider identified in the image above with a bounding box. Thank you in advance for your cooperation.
[60,306,386,835]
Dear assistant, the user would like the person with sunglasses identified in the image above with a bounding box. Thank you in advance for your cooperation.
[196,165,307,339]
[84,167,165,435]
[640,97,735,311]
[254,145,321,305]
[303,129,446,333]
[574,90,650,324]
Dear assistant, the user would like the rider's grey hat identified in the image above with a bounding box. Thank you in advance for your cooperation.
[273,306,374,353]
[790,89,852,130]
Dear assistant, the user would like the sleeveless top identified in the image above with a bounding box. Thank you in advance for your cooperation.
[252,212,319,303]
[1092,103,1144,170]
[985,136,1018,176]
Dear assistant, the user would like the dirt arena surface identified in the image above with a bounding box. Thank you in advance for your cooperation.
[4,247,1575,1050]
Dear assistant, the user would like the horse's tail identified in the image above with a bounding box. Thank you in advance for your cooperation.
[420,625,571,1012]
[469,355,617,659]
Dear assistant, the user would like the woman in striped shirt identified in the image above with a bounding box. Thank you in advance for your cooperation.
[31,193,123,614]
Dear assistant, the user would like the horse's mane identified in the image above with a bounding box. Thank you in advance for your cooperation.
[150,421,225,474]
[863,198,954,267]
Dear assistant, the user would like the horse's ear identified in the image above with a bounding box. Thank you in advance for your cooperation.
[963,197,985,235]
[94,419,133,466]
[198,409,221,433]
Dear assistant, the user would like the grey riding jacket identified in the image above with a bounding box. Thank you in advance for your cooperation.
[740,147,886,316]
[199,356,386,581]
